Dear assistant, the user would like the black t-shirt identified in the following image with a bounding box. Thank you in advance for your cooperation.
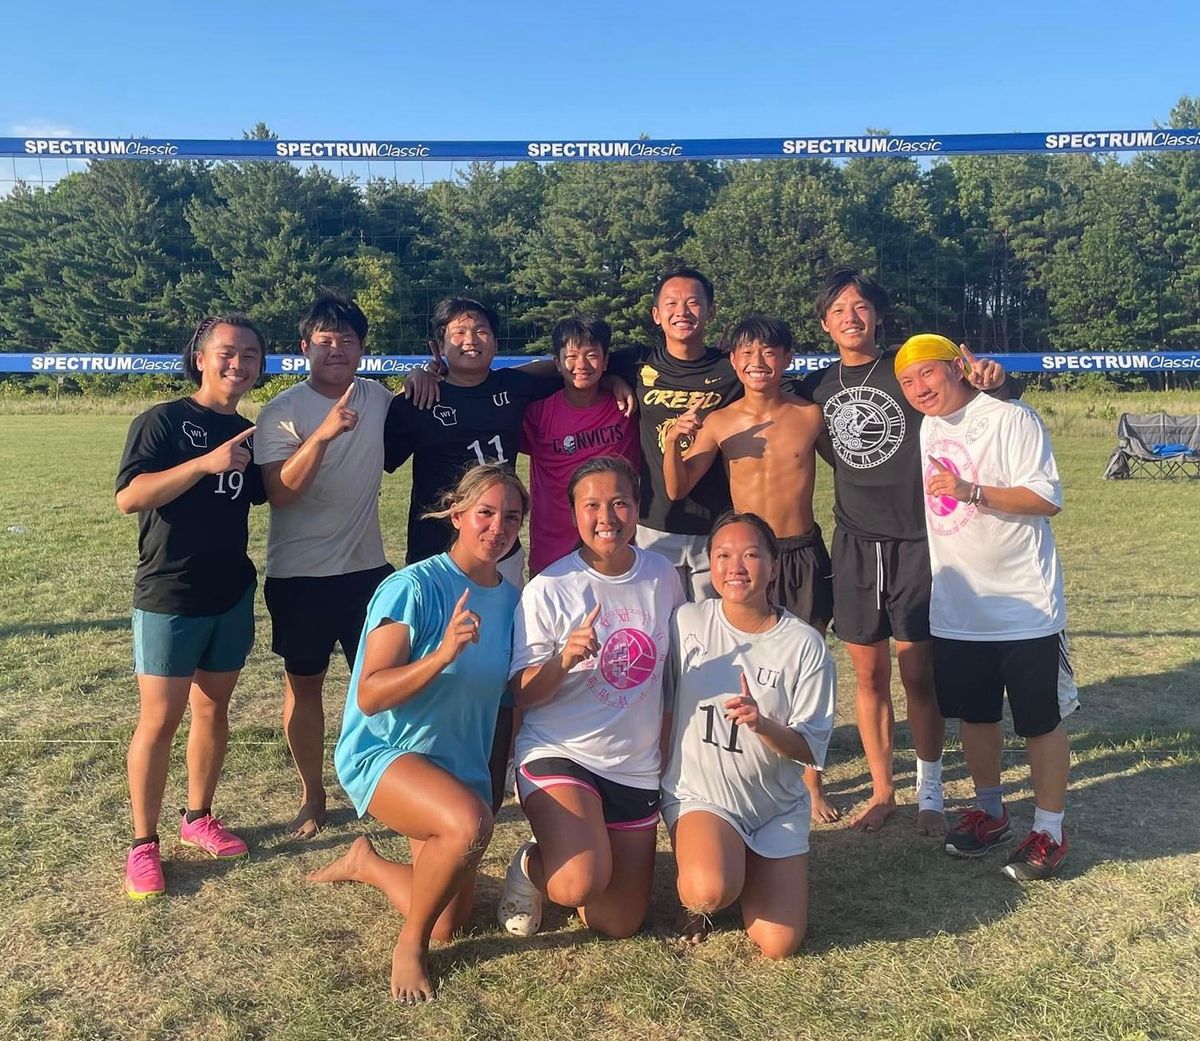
[608,343,743,536]
[384,367,559,563]
[116,398,265,615]
[802,350,1022,542]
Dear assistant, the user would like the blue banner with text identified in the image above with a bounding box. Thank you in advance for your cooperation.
[4,353,1200,376]
[2,130,1199,163]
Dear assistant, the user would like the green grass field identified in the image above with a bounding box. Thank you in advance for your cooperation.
[2,391,1198,1041]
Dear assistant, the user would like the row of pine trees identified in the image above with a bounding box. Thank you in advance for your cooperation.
[1,100,1198,360]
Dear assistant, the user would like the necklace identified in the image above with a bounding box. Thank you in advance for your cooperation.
[724,603,777,634]
[838,350,883,393]
[750,610,777,634]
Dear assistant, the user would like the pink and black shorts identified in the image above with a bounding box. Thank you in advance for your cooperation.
[517,756,660,831]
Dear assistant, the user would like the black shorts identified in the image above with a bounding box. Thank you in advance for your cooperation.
[932,632,1079,738]
[516,757,660,831]
[769,524,834,630]
[831,530,931,645]
[264,564,394,676]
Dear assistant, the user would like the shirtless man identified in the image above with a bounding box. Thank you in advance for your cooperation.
[663,314,839,822]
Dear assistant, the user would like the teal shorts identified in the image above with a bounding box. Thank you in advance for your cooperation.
[133,584,255,677]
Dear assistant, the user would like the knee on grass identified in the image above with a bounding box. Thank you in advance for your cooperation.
[545,862,612,911]
[677,872,741,916]
[583,903,646,940]
[748,921,806,961]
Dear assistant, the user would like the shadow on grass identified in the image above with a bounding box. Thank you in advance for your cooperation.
[728,659,1200,950]
[0,616,129,639]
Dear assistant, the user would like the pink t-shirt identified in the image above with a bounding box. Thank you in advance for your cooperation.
[520,391,641,575]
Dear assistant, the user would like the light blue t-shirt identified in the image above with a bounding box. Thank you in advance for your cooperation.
[334,553,520,814]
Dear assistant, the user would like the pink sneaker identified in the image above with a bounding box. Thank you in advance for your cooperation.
[125,841,165,900]
[179,811,249,860]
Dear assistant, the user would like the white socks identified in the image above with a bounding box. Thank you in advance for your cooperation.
[916,756,944,813]
[1032,807,1065,844]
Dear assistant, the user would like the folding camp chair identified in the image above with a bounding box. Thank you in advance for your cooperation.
[1104,413,1200,479]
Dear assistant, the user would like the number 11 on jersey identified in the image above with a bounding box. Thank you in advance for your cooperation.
[468,435,507,465]
[700,704,743,754]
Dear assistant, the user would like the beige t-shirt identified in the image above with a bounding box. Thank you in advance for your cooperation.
[254,377,392,579]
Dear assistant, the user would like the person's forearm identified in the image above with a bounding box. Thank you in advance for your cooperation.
[754,717,816,764]
[518,358,558,377]
[356,647,452,716]
[511,658,570,709]
[268,436,331,506]
[116,459,205,514]
[974,484,1059,516]
[663,443,702,500]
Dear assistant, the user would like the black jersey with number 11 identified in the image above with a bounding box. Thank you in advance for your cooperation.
[384,368,558,564]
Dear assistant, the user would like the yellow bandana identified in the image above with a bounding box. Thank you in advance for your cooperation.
[893,334,965,377]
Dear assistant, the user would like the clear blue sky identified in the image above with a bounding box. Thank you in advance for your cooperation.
[3,1,1197,142]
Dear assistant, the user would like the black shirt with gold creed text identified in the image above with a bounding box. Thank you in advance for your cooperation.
[608,344,742,536]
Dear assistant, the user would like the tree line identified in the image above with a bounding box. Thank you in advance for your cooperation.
[1,99,1197,363]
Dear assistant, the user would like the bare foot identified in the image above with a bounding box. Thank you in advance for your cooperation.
[850,794,897,833]
[391,939,434,1003]
[306,835,374,885]
[677,909,713,947]
[810,792,842,824]
[916,809,948,836]
[289,797,327,839]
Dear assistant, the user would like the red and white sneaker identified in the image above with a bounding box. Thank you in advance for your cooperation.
[179,811,249,860]
[125,841,165,900]
[1003,828,1068,881]
[944,807,1012,857]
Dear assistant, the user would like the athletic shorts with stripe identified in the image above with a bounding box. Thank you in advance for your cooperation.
[932,632,1080,738]
[831,530,931,645]
[516,756,661,831]
[768,524,834,630]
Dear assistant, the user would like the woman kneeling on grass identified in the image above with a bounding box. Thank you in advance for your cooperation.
[661,511,836,958]
[308,464,526,1003]
[117,315,266,900]
[498,455,685,939]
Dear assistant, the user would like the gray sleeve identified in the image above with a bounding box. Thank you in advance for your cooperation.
[253,397,301,466]
[787,639,837,770]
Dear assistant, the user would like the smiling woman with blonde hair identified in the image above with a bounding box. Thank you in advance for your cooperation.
[307,463,528,1004]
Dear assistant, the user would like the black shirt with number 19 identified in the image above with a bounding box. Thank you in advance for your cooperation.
[384,368,559,564]
[116,398,265,617]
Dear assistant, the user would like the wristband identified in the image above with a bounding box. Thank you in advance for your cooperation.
[968,484,983,506]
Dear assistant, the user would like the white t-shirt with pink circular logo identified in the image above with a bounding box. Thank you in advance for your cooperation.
[510,548,685,789]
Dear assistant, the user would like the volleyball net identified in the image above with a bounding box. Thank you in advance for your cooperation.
[2,120,1200,380]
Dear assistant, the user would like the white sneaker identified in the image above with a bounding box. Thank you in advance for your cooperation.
[498,840,542,937]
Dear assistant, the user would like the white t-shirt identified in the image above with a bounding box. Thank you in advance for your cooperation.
[510,548,685,790]
[661,600,835,858]
[254,377,392,579]
[919,393,1065,640]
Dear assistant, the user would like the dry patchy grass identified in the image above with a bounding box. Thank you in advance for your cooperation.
[1,393,1199,1041]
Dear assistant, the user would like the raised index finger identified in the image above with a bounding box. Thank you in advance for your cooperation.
[927,455,950,473]
[739,671,751,697]
[231,425,257,445]
[454,588,471,615]
[583,603,602,627]
[337,382,356,407]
